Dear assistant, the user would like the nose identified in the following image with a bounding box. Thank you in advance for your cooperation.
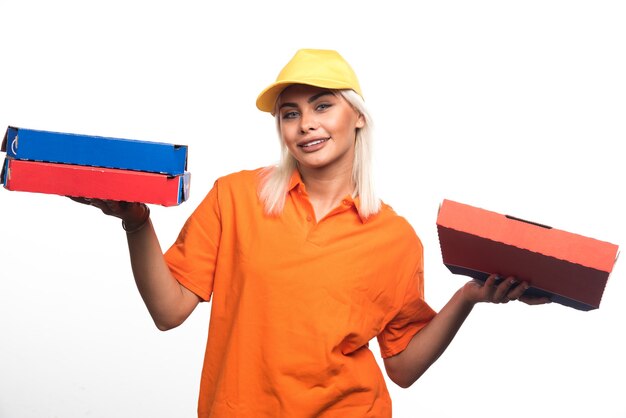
[299,110,319,133]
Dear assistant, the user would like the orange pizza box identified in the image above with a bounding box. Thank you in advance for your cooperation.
[436,199,619,310]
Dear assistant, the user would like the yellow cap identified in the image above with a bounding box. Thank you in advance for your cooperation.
[256,49,363,113]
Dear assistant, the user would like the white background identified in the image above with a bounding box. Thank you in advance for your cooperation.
[1,1,624,417]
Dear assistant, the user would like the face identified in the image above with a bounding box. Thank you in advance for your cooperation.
[276,84,365,174]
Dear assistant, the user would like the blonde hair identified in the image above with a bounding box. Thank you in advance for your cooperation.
[258,89,380,218]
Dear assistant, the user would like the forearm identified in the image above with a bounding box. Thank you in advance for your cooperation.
[384,288,474,387]
[126,219,198,330]
[383,274,546,388]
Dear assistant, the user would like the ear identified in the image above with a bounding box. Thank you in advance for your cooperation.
[355,113,365,129]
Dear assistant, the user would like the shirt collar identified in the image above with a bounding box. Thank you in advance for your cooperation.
[288,170,369,223]
[287,169,303,192]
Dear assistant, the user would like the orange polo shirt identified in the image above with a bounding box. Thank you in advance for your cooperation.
[164,168,436,418]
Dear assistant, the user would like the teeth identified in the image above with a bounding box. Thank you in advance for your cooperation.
[302,139,327,147]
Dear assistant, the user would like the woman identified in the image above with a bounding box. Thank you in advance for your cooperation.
[80,49,548,417]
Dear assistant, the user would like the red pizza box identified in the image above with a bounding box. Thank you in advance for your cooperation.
[1,158,190,206]
[436,199,619,310]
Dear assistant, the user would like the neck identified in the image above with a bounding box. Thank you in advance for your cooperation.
[299,164,354,220]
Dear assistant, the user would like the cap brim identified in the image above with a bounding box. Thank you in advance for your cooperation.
[255,79,359,113]
[255,82,293,113]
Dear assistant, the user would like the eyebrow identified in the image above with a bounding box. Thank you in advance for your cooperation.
[278,91,336,111]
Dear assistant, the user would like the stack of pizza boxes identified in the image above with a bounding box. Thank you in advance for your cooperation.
[1,126,190,206]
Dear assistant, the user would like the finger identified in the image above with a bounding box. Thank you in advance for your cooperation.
[484,274,498,287]
[88,199,114,214]
[68,196,111,214]
[506,281,530,301]
[68,196,92,205]
[493,276,518,302]
[482,274,499,301]
[101,200,136,217]
[104,200,121,213]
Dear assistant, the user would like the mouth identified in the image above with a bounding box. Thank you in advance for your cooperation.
[298,137,330,148]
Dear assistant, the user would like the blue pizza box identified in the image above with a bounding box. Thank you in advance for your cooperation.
[1,126,188,175]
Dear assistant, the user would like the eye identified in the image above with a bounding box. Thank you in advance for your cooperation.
[281,111,299,120]
[316,103,332,111]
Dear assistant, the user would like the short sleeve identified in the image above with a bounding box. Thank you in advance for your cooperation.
[164,180,222,301]
[377,242,437,359]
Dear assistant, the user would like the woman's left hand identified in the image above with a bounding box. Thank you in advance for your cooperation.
[461,274,552,306]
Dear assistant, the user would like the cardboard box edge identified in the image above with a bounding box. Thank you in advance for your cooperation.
[1,125,18,153]
[443,262,599,311]
[436,199,619,272]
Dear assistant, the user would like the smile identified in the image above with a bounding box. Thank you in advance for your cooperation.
[298,138,330,148]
